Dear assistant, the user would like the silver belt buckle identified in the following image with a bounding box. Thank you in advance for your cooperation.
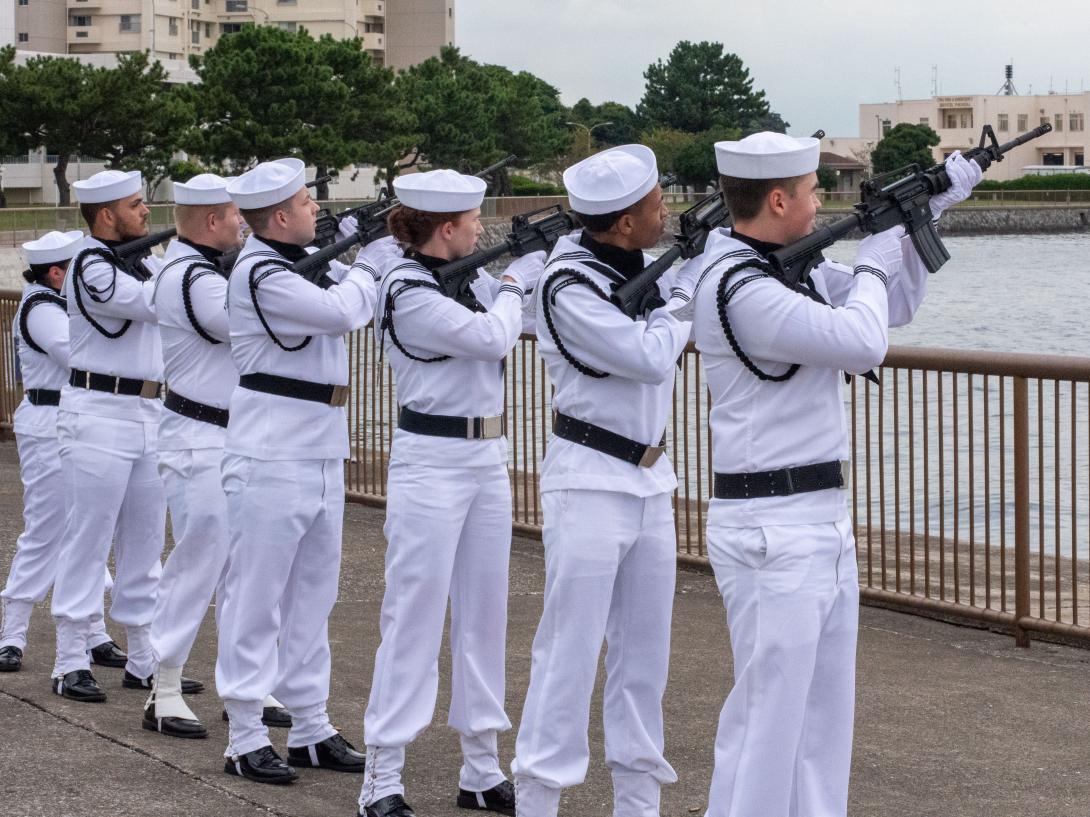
[329,385,349,408]
[839,459,851,489]
[638,445,666,468]
[139,380,160,399]
[480,415,504,439]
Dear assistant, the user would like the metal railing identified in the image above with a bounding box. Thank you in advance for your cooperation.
[0,287,1085,647]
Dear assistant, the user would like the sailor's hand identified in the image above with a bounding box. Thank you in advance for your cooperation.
[336,215,360,242]
[501,250,547,293]
[352,235,402,282]
[854,227,904,284]
[929,151,983,219]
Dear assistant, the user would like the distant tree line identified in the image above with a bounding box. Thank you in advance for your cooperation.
[0,31,787,206]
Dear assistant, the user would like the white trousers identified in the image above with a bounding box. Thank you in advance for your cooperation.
[705,516,858,817]
[51,411,165,678]
[152,446,229,668]
[361,461,512,806]
[216,455,343,756]
[0,432,112,652]
[513,489,678,817]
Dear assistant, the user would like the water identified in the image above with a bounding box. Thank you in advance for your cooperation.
[824,233,1090,357]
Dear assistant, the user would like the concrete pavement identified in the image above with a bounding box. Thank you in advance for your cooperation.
[0,440,1088,817]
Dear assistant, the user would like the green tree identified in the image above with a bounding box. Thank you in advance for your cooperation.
[392,48,569,194]
[3,54,110,205]
[95,52,194,200]
[673,126,742,188]
[816,165,838,191]
[566,98,640,147]
[871,123,940,175]
[185,26,410,200]
[637,41,778,134]
[640,128,697,178]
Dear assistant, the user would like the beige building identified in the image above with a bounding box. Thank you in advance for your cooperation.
[8,0,451,69]
[822,92,1090,183]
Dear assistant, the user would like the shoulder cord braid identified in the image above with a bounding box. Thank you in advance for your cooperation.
[18,291,66,355]
[70,247,132,339]
[715,258,804,382]
[379,277,451,363]
[182,261,224,345]
[249,259,312,352]
[540,268,610,379]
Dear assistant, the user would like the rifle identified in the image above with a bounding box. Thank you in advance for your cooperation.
[767,123,1053,284]
[114,227,176,278]
[294,155,519,283]
[431,204,578,304]
[611,130,826,319]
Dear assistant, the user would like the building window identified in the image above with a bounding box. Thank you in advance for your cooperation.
[997,114,1008,132]
[225,0,247,11]
[222,23,242,34]
[278,21,297,31]
[205,22,211,35]
[959,113,971,128]
[881,119,891,136]
[168,17,178,35]
[119,14,141,33]
[1040,116,1048,127]
[191,0,198,8]
[1054,113,1064,131]
[1076,153,1084,166]
[364,22,383,33]
[1017,114,1027,131]
[18,32,29,41]
[18,0,28,6]
[1042,153,1064,166]
[1070,113,1084,132]
[918,117,929,127]
[277,0,297,4]
[69,15,91,26]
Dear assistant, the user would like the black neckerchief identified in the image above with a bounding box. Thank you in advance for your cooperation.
[95,237,123,250]
[406,248,485,313]
[730,229,783,259]
[578,231,645,281]
[405,248,452,271]
[178,236,224,264]
[254,235,309,264]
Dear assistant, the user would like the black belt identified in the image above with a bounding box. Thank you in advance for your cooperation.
[69,369,161,399]
[552,413,666,468]
[26,388,60,406]
[713,460,850,499]
[164,390,229,428]
[238,372,349,407]
[398,406,505,440]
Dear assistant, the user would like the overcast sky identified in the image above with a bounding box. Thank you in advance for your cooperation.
[454,0,1090,137]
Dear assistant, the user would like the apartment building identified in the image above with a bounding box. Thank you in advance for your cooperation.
[9,0,452,69]
[822,92,1090,183]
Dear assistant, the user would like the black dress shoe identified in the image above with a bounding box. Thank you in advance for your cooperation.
[287,732,365,772]
[123,670,204,694]
[457,780,516,816]
[142,703,208,739]
[364,794,416,817]
[0,645,22,672]
[223,745,298,785]
[221,706,293,728]
[89,640,128,668]
[52,669,107,702]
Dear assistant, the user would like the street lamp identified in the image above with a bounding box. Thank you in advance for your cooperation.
[566,121,613,158]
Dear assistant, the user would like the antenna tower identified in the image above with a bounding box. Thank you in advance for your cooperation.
[997,62,1018,95]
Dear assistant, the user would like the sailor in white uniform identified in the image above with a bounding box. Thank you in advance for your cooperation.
[216,158,378,784]
[688,132,981,817]
[356,171,544,817]
[50,170,167,703]
[512,146,698,817]
[138,173,244,738]
[0,231,121,674]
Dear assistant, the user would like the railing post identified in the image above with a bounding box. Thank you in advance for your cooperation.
[1013,376,1031,648]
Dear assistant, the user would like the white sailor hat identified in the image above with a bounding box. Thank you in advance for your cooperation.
[563,144,658,216]
[393,169,487,213]
[714,132,820,179]
[226,158,306,210]
[72,169,143,204]
[22,230,84,266]
[174,173,235,205]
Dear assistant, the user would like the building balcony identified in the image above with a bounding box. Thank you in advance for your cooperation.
[360,1,385,17]
[66,25,102,44]
[359,31,382,50]
[66,0,102,9]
